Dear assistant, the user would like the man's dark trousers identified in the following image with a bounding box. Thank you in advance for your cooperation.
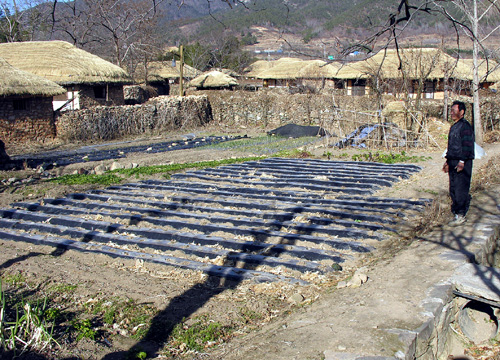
[448,158,473,216]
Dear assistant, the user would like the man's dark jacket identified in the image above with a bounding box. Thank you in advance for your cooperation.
[446,118,474,161]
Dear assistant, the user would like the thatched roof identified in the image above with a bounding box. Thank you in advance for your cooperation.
[335,48,471,81]
[147,61,201,81]
[165,46,179,54]
[456,58,500,82]
[188,71,238,88]
[256,58,306,80]
[0,57,66,97]
[297,60,341,78]
[243,60,275,77]
[0,41,132,85]
[255,58,340,80]
[214,68,241,77]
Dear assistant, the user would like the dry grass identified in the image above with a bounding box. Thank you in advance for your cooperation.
[471,154,500,192]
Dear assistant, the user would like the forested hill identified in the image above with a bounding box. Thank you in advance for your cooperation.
[160,0,442,42]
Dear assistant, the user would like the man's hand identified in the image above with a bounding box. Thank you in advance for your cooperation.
[456,161,465,172]
[442,162,449,173]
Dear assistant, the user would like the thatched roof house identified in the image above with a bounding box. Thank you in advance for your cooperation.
[0,41,132,110]
[148,61,201,82]
[188,71,238,90]
[144,61,201,95]
[0,57,66,145]
[252,58,340,89]
[334,48,475,98]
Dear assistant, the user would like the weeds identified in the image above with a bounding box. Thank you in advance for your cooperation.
[112,156,265,178]
[170,315,231,352]
[239,307,263,324]
[351,151,431,164]
[47,173,124,185]
[0,278,58,356]
[71,319,97,341]
[84,297,157,340]
[3,273,27,287]
[274,148,313,158]
[203,135,319,155]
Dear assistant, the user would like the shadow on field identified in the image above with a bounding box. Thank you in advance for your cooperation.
[99,206,309,359]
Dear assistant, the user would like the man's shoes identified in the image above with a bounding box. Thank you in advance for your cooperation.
[448,214,467,226]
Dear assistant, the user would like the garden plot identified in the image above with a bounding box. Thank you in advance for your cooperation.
[0,158,427,284]
[10,135,246,169]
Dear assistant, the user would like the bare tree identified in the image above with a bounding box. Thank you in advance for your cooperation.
[349,0,500,144]
[0,0,50,42]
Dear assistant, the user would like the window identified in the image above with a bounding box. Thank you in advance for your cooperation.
[352,79,366,96]
[13,99,29,111]
[93,86,106,99]
[424,81,435,99]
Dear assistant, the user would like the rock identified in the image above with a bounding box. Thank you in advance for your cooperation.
[110,161,124,171]
[94,164,108,175]
[288,293,304,304]
[0,140,11,168]
[337,281,348,289]
[331,263,343,271]
[348,272,368,288]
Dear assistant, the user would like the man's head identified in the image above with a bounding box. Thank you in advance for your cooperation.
[451,101,466,121]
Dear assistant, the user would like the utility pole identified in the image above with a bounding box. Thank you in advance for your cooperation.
[179,44,184,97]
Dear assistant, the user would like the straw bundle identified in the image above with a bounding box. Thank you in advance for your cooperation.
[188,71,238,88]
[0,57,65,97]
[0,41,132,85]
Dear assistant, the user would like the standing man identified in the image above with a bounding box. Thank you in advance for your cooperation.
[442,100,475,225]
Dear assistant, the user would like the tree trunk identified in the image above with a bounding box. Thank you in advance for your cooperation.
[472,0,483,144]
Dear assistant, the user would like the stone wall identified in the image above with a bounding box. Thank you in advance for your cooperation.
[56,95,212,141]
[0,97,56,146]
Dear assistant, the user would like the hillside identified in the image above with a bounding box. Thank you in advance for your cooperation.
[158,0,459,58]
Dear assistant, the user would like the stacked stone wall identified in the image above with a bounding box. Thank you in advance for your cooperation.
[0,97,56,146]
[56,95,212,141]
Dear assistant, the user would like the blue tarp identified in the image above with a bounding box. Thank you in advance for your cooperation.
[334,124,380,148]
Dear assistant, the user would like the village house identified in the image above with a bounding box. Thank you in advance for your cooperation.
[0,41,132,111]
[331,48,500,98]
[0,57,66,146]
[146,60,201,95]
[245,48,500,98]
[250,58,340,90]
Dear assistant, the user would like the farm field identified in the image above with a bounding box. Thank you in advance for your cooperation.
[1,126,499,360]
